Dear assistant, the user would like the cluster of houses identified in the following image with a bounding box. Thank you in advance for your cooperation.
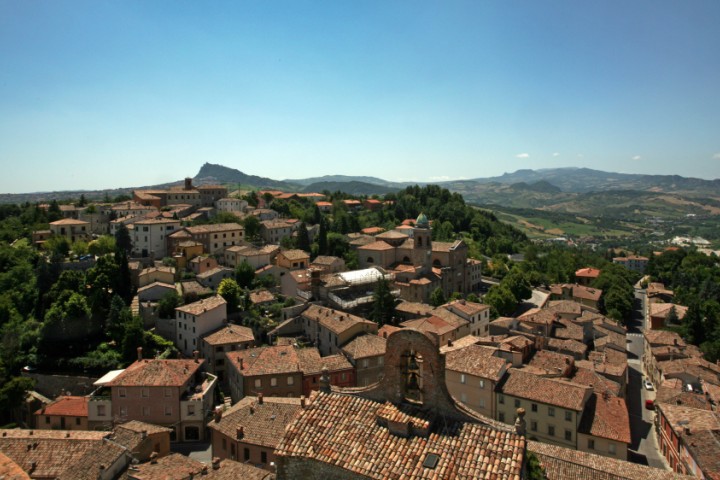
[10,183,713,479]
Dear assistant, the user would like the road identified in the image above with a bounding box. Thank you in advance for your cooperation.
[626,288,667,469]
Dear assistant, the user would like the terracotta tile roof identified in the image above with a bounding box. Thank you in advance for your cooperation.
[377,325,401,338]
[295,348,353,375]
[501,335,533,350]
[400,315,457,336]
[276,391,525,479]
[202,325,254,346]
[375,230,409,240]
[185,223,243,234]
[208,396,303,449]
[440,335,483,353]
[649,302,688,320]
[655,379,715,410]
[659,357,720,385]
[125,452,203,479]
[571,367,622,397]
[341,334,387,360]
[310,255,342,266]
[361,227,385,235]
[429,307,469,329]
[395,301,434,316]
[0,429,114,480]
[107,359,202,387]
[358,240,395,251]
[445,345,509,381]
[196,266,233,279]
[139,265,175,276]
[657,402,720,438]
[36,395,87,417]
[315,201,332,206]
[553,318,585,342]
[589,349,628,367]
[0,451,29,480]
[301,304,376,336]
[50,218,90,225]
[179,280,213,297]
[204,459,273,480]
[578,393,631,444]
[431,241,455,252]
[57,439,127,480]
[644,329,686,347]
[519,309,556,327]
[175,295,226,316]
[443,299,490,316]
[571,285,602,301]
[249,289,275,304]
[546,300,583,315]
[227,345,301,377]
[279,249,310,260]
[499,369,590,411]
[528,440,691,480]
[575,267,601,278]
[116,420,173,436]
[527,350,573,376]
[134,218,179,225]
[261,220,293,229]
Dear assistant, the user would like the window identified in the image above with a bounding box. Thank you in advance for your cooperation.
[222,438,227,450]
[361,359,369,368]
[118,388,126,398]
[97,405,106,416]
[608,443,616,455]
[498,394,505,405]
[120,407,128,417]
[548,425,555,436]
[548,407,555,417]
[565,429,572,441]
[271,377,278,387]
[141,388,149,398]
[244,448,250,461]
[165,405,172,416]
[479,379,485,389]
[530,421,537,432]
[164,388,172,398]
[479,398,486,408]
[143,406,150,416]
[531,403,537,412]
[499,412,505,422]
[287,376,294,386]
[460,392,467,402]
[341,372,347,381]
[588,439,595,450]
[460,374,466,384]
[514,399,520,408]
[261,451,267,464]
[187,404,195,415]
[565,411,572,422]
[45,416,50,424]
[255,379,262,388]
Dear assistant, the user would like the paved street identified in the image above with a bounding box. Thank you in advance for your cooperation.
[625,288,668,469]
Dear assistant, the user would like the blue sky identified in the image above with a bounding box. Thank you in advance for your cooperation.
[1,1,719,193]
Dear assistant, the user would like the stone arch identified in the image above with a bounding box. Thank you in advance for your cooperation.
[366,256,375,264]
[433,259,442,268]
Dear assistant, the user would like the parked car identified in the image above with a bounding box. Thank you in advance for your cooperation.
[645,399,655,410]
[644,379,654,391]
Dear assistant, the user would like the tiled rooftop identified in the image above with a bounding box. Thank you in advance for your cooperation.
[208,396,303,449]
[301,304,376,335]
[578,393,631,444]
[499,369,591,411]
[276,391,525,479]
[185,223,243,234]
[124,452,203,479]
[249,289,275,304]
[106,359,202,387]
[443,299,490,316]
[295,348,353,375]
[175,295,226,316]
[340,334,387,360]
[227,345,301,377]
[526,350,573,376]
[400,315,458,336]
[279,249,310,260]
[36,395,88,417]
[445,345,509,381]
[202,325,254,346]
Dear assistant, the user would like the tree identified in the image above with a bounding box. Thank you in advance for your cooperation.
[121,316,146,363]
[296,222,311,253]
[0,376,35,424]
[235,260,256,289]
[114,224,132,254]
[318,217,328,255]
[430,287,446,307]
[107,295,131,344]
[371,278,396,326]
[218,278,242,314]
[484,284,517,317]
[243,215,261,240]
[503,268,532,302]
[158,291,180,319]
[88,235,116,256]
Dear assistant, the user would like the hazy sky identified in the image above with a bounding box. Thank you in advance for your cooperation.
[1,1,719,193]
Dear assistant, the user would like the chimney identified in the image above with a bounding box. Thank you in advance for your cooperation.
[29,461,37,473]
[319,367,331,393]
[250,406,254,415]
[214,406,223,422]
[150,452,158,464]
[141,430,147,439]
[300,395,306,408]
[212,457,221,470]
[193,350,199,363]
[236,426,244,439]
[258,393,264,404]
[201,465,208,475]
[239,358,244,370]
[684,427,691,436]
[137,347,143,361]
[447,340,453,347]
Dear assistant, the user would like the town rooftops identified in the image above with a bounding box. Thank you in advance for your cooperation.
[227,345,301,377]
[185,222,243,234]
[499,368,591,411]
[275,391,525,480]
[36,396,87,417]
[133,218,179,225]
[400,315,458,336]
[208,396,303,450]
[575,267,601,278]
[358,240,395,251]
[278,249,309,260]
[578,393,631,444]
[395,301,434,316]
[445,345,509,381]
[106,359,202,387]
[310,255,342,266]
[375,230,409,241]
[249,289,275,305]
[175,295,226,316]
[49,218,90,226]
[644,329,686,347]
[301,304,376,336]
[295,349,353,375]
[443,299,490,316]
[202,325,254,346]
[340,334,387,360]
[571,367,622,397]
[649,302,688,320]
[526,350,574,376]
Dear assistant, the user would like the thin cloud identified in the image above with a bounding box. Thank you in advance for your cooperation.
[552,152,560,157]
[713,153,720,159]
[632,155,642,160]
[516,153,529,159]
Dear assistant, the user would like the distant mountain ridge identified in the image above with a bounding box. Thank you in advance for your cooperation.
[284,174,404,189]
[194,162,294,190]
[301,181,397,196]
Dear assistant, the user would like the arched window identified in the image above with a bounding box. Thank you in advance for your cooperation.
[366,256,374,264]
[402,256,411,264]
[433,259,442,268]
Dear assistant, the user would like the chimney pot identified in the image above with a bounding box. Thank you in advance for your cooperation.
[212,457,220,470]
[300,395,306,408]
[258,393,263,404]
[150,452,158,464]
[137,347,143,361]
[193,350,199,362]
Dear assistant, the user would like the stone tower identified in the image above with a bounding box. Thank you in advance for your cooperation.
[413,212,432,274]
